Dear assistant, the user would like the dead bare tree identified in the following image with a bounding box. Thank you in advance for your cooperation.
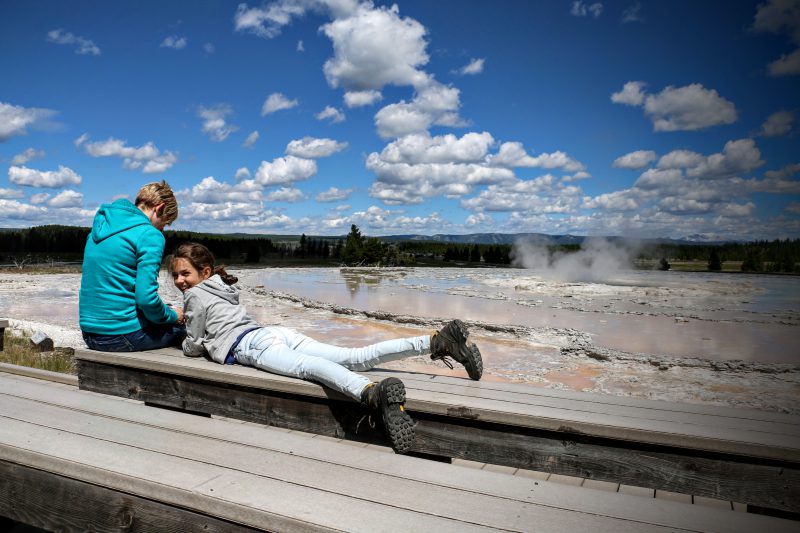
[11,256,31,270]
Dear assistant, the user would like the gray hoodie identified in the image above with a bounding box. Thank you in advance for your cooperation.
[182,274,260,363]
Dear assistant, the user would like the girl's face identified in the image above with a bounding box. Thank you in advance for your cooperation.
[172,258,211,292]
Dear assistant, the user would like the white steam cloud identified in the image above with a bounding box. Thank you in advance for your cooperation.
[511,237,637,282]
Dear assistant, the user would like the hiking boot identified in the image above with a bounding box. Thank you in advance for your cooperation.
[361,378,415,454]
[430,319,483,380]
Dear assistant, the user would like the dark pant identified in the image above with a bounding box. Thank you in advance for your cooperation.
[82,323,186,352]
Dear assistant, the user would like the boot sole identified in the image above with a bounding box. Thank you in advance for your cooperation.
[379,377,415,454]
[464,343,483,381]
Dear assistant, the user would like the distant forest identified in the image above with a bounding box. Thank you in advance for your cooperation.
[1,224,798,273]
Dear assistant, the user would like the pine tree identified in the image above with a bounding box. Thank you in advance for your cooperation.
[708,250,722,271]
[341,224,364,265]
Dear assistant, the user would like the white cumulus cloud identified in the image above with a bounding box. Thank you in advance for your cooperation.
[0,199,47,219]
[765,163,800,180]
[0,102,57,142]
[456,58,485,75]
[768,48,800,76]
[286,137,348,158]
[611,81,646,106]
[344,90,382,108]
[0,188,24,199]
[47,190,83,208]
[760,110,794,137]
[657,149,706,170]
[613,150,656,169]
[684,139,763,179]
[612,82,737,131]
[181,176,263,204]
[316,106,346,123]
[266,187,305,202]
[571,1,603,18]
[374,82,464,138]
[9,165,82,188]
[11,148,45,166]
[461,176,582,214]
[378,132,494,164]
[321,3,430,91]
[160,35,188,49]
[82,136,178,173]
[243,130,260,148]
[488,142,585,172]
[255,155,317,186]
[753,0,800,76]
[316,186,354,202]
[583,190,641,211]
[261,92,299,116]
[235,167,251,181]
[198,104,238,142]
[29,192,50,204]
[233,1,336,39]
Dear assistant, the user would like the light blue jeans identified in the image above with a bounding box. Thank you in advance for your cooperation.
[232,326,431,401]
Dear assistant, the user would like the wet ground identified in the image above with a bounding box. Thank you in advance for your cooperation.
[1,267,798,414]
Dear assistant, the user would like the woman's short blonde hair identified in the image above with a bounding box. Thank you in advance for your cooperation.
[135,180,178,226]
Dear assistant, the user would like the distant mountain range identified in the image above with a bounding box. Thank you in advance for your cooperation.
[0,226,737,246]
[377,233,729,246]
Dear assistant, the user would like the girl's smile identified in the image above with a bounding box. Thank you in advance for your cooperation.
[172,257,211,292]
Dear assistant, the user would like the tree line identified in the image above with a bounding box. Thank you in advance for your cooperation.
[646,240,800,273]
[0,225,280,264]
[1,224,798,272]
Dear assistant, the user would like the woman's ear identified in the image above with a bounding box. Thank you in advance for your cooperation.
[202,266,212,280]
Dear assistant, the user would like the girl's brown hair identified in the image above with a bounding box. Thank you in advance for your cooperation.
[171,242,238,285]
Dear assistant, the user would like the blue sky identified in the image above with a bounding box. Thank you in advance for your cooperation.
[1,0,799,240]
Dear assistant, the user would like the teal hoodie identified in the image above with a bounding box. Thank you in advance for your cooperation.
[79,198,178,334]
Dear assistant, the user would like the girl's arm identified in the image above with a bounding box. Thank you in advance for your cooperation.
[182,291,207,357]
[134,229,179,324]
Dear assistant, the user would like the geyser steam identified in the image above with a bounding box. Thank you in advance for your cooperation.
[510,237,638,282]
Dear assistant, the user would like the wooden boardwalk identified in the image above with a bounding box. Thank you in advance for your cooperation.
[0,318,8,351]
[1,367,797,532]
[75,347,800,515]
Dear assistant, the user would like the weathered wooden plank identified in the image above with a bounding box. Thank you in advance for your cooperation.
[408,410,800,513]
[399,387,800,457]
[2,373,795,532]
[0,318,8,351]
[75,355,800,463]
[72,361,800,514]
[0,361,78,386]
[369,371,800,437]
[374,369,799,421]
[0,460,258,532]
[1,395,649,533]
[73,350,800,460]
[78,358,388,443]
[137,347,798,425]
[0,419,499,533]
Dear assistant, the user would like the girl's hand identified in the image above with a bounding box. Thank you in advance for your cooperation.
[172,306,185,324]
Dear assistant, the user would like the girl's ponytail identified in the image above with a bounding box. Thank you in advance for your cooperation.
[215,266,238,285]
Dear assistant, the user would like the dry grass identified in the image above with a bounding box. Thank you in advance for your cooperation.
[1,330,76,374]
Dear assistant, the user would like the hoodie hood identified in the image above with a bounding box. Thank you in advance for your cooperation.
[195,274,240,305]
[91,198,151,243]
